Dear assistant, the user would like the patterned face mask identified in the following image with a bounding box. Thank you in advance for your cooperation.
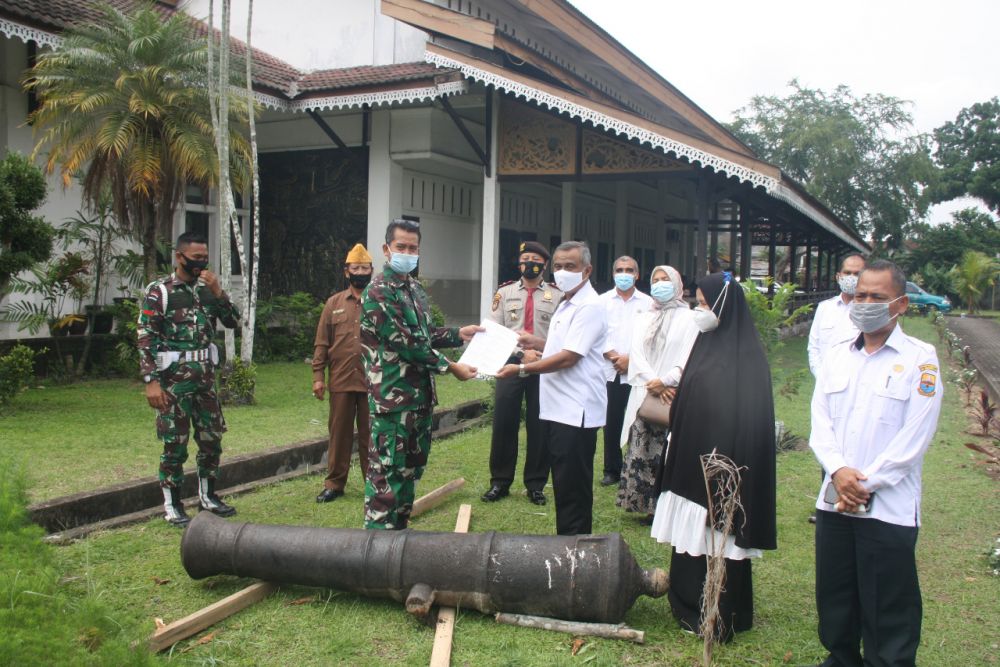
[838,274,859,295]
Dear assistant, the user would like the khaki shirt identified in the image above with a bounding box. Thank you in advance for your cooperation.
[487,279,562,340]
[312,289,366,393]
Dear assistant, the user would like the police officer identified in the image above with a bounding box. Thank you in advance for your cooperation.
[481,241,562,505]
[138,231,240,527]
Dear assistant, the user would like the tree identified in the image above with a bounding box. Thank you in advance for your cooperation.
[23,2,250,282]
[0,152,54,296]
[950,250,999,313]
[900,208,1000,299]
[728,80,935,252]
[926,98,1000,213]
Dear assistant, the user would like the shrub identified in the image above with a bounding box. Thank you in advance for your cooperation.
[741,279,813,355]
[107,297,140,377]
[253,292,324,362]
[220,357,257,406]
[0,344,41,409]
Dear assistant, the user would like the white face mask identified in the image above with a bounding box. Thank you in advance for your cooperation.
[849,296,903,333]
[838,274,859,295]
[692,307,720,332]
[553,269,584,293]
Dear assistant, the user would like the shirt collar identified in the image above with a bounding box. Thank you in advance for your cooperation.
[383,264,410,287]
[852,322,906,354]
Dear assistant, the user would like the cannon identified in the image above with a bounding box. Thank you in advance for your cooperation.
[181,512,668,624]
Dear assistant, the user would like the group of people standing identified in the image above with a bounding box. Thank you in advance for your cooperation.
[139,222,941,664]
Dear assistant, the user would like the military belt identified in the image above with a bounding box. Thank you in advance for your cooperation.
[155,345,218,370]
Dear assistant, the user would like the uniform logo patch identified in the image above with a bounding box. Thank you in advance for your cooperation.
[892,364,904,373]
[918,372,936,397]
[543,291,552,301]
[491,293,501,311]
[919,363,938,372]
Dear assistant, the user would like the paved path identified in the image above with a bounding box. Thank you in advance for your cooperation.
[946,315,1000,400]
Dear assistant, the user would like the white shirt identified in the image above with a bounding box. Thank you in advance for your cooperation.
[600,287,654,382]
[539,281,609,428]
[618,308,699,447]
[809,324,942,527]
[807,293,859,376]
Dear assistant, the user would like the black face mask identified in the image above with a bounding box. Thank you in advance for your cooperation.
[348,273,372,289]
[180,254,209,274]
[520,261,545,280]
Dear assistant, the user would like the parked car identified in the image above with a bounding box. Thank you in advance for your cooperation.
[905,281,952,313]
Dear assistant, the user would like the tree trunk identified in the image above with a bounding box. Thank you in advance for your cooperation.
[240,0,260,364]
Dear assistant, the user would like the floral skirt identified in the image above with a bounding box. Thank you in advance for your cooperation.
[615,418,667,514]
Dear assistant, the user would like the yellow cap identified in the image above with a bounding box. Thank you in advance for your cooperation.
[345,243,372,264]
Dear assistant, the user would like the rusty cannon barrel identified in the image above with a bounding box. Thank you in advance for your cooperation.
[181,512,667,623]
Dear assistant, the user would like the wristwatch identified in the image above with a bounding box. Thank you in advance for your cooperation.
[518,363,527,378]
[143,374,154,384]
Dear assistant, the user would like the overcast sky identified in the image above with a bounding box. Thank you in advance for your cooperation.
[200,0,999,224]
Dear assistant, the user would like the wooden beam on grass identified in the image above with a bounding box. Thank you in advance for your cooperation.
[411,478,465,518]
[494,613,646,644]
[429,503,472,667]
[147,581,277,652]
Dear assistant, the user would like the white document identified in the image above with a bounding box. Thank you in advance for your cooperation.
[457,319,520,376]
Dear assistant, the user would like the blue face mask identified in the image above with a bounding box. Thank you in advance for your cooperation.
[389,252,418,274]
[614,273,636,291]
[650,281,676,303]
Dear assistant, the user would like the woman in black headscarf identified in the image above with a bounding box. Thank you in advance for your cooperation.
[651,271,776,641]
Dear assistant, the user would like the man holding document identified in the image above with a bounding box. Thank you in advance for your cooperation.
[496,241,607,535]
[479,241,562,506]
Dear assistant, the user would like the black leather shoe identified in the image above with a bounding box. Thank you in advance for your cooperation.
[807,514,817,524]
[600,473,620,487]
[527,490,546,506]
[316,489,344,503]
[481,485,510,502]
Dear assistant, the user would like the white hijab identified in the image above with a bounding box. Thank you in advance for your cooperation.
[644,265,686,354]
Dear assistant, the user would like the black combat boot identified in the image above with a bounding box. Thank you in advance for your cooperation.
[198,477,237,517]
[162,486,191,527]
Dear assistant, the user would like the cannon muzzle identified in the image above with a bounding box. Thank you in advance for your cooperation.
[181,512,667,623]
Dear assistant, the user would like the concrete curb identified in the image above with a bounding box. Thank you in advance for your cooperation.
[32,400,487,541]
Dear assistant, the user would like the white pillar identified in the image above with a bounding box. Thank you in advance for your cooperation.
[479,91,501,322]
[366,109,402,271]
[560,181,575,243]
[614,181,628,258]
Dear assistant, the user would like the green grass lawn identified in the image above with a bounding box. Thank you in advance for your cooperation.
[2,364,491,501]
[3,315,998,665]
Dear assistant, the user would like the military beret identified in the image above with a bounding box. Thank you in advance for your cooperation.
[518,241,550,261]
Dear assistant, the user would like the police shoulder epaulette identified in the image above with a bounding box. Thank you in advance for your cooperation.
[497,279,516,289]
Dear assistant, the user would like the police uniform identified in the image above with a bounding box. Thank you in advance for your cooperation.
[483,243,562,503]
[809,324,942,666]
[137,272,240,525]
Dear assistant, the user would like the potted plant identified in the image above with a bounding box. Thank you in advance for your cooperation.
[1,251,90,336]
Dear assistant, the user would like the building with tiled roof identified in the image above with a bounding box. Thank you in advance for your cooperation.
[1,0,866,339]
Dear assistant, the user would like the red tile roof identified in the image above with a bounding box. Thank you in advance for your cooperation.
[0,1,448,100]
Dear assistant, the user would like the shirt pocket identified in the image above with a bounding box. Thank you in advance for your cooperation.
[822,373,850,420]
[873,379,909,428]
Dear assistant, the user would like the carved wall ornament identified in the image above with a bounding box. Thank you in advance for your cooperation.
[581,130,689,174]
[498,98,577,176]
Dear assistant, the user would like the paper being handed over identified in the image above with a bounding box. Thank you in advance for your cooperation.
[457,319,520,376]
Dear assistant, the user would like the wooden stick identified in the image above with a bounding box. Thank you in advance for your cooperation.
[148,581,277,652]
[429,503,472,667]
[493,613,646,644]
[411,478,465,518]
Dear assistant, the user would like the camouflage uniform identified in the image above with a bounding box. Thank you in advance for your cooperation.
[137,273,240,488]
[360,264,462,529]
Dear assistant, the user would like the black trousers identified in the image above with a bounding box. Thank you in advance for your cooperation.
[488,374,549,492]
[815,510,922,667]
[668,549,753,642]
[543,418,597,535]
[603,378,631,477]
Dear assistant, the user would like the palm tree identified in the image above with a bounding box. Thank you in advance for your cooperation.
[23,2,250,281]
[950,250,1000,313]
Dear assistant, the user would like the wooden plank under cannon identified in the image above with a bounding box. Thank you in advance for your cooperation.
[411,478,466,518]
[147,581,278,652]
[429,503,472,667]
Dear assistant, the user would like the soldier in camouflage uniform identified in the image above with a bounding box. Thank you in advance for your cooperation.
[137,231,240,527]
[360,219,481,530]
